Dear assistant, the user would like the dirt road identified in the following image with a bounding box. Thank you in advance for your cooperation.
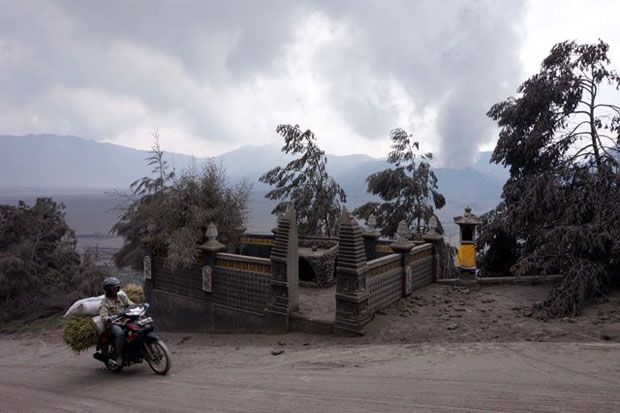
[1,331,619,412]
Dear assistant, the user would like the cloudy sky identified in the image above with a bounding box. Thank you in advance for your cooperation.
[1,0,619,166]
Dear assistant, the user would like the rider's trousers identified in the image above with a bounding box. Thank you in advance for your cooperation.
[110,324,125,357]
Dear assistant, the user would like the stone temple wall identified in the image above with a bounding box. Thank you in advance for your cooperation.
[148,252,273,333]
[366,254,404,315]
[212,253,272,314]
[410,244,435,290]
[334,212,441,336]
[144,209,441,336]
[145,209,299,334]
[152,255,203,300]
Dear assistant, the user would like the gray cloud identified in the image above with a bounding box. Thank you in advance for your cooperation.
[0,0,526,164]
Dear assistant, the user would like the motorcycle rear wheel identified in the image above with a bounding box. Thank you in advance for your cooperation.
[145,339,171,375]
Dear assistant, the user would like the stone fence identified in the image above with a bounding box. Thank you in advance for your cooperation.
[144,207,442,335]
[367,253,403,315]
[144,208,299,334]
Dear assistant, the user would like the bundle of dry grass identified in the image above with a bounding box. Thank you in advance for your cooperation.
[123,284,144,303]
[63,316,99,354]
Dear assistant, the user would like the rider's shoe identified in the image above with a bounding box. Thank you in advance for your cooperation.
[93,352,107,363]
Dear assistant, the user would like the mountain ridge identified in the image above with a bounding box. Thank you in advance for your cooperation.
[0,133,507,235]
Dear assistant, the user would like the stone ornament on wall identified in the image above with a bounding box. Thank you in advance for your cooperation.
[206,222,218,241]
[367,214,377,231]
[202,265,213,293]
[143,255,152,280]
[396,220,410,240]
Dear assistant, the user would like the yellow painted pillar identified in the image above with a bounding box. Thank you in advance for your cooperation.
[457,243,476,269]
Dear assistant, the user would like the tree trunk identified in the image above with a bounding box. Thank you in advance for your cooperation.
[589,74,603,170]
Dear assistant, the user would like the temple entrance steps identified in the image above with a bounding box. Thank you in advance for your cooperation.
[290,285,336,334]
[290,313,334,334]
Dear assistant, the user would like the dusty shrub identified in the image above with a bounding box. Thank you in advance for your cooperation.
[112,135,250,271]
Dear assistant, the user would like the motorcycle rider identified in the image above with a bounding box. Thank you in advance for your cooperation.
[100,277,134,367]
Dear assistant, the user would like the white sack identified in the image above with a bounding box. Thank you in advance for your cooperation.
[63,295,104,318]
[92,315,105,334]
[64,291,130,318]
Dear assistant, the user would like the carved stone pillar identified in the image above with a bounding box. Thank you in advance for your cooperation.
[199,223,226,293]
[362,214,380,261]
[335,208,371,336]
[422,214,444,280]
[141,225,156,304]
[264,207,299,334]
[142,242,154,304]
[390,220,415,296]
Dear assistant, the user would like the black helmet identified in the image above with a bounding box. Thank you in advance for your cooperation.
[102,277,121,298]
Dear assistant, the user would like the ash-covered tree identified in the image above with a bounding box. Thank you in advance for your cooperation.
[259,124,346,237]
[113,132,250,270]
[354,128,445,237]
[482,40,620,317]
[476,202,519,278]
[0,198,103,322]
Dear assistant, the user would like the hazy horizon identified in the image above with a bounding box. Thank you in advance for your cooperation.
[2,1,620,167]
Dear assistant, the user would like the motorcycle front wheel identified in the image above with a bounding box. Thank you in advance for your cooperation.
[145,339,171,375]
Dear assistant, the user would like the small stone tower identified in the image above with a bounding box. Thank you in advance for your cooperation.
[453,206,482,272]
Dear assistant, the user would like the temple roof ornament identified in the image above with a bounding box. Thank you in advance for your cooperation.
[453,206,482,226]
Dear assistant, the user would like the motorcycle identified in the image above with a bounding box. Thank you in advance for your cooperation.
[93,303,172,375]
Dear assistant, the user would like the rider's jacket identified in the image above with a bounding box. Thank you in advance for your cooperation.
[99,293,134,324]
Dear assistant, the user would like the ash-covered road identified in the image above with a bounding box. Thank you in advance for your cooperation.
[1,332,619,412]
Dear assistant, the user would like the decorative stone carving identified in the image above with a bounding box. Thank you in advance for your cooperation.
[427,215,439,234]
[362,213,381,261]
[423,215,444,242]
[391,220,415,251]
[200,222,226,252]
[367,214,377,231]
[396,220,410,240]
[206,223,218,241]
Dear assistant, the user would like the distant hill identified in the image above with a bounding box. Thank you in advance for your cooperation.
[0,134,196,189]
[0,134,508,236]
[0,134,381,189]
